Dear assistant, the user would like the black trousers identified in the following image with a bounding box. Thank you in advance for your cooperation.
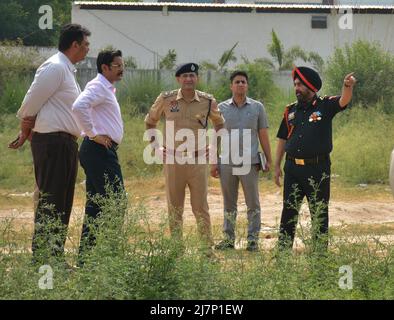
[30,132,78,263]
[278,158,331,251]
[78,138,125,265]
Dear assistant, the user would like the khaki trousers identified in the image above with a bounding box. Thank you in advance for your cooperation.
[164,163,213,246]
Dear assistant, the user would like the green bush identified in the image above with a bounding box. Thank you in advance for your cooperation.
[198,60,278,104]
[324,41,394,112]
[332,104,394,184]
[0,74,32,114]
[0,41,39,114]
[235,59,277,102]
[117,72,172,115]
[197,73,231,103]
[119,113,163,178]
[0,41,41,82]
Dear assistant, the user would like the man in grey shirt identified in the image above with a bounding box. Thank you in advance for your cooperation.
[212,70,272,252]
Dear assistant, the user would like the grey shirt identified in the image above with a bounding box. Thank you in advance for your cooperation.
[218,97,269,165]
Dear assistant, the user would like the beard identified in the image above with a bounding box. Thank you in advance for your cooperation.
[296,90,313,103]
[296,91,307,102]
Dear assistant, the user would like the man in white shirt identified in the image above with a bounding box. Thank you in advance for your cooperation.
[11,24,91,265]
[72,49,125,266]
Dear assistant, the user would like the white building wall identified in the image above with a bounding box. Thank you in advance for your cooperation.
[72,5,394,68]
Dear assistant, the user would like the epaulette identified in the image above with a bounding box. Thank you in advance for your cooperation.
[323,95,340,100]
[162,89,178,98]
[285,101,297,110]
[196,90,213,100]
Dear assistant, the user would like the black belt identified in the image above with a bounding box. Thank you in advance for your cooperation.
[84,136,119,151]
[34,131,77,141]
[112,140,119,151]
[286,154,329,165]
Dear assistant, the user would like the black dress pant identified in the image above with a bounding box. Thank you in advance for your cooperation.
[278,158,331,251]
[30,132,78,263]
[77,138,125,265]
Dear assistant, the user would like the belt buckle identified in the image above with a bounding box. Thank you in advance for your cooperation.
[295,158,305,165]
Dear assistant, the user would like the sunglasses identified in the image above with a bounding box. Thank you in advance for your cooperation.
[110,63,125,69]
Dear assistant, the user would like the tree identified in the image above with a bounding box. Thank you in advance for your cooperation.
[281,45,308,70]
[0,1,27,41]
[200,42,239,72]
[0,0,141,47]
[199,60,218,71]
[267,29,324,72]
[307,52,324,73]
[159,49,177,70]
[267,29,284,69]
[218,42,238,71]
[0,0,72,46]
[124,56,137,69]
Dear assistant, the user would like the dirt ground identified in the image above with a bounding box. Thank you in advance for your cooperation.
[146,187,394,227]
[2,183,394,250]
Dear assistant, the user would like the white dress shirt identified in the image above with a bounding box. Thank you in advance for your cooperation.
[17,52,82,137]
[72,73,124,145]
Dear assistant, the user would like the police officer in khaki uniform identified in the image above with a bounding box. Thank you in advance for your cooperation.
[145,63,224,253]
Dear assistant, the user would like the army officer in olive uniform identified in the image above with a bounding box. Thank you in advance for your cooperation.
[274,66,356,252]
[145,63,224,253]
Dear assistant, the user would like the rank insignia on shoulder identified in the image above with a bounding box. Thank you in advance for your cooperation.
[323,95,339,100]
[163,90,177,98]
[287,101,297,108]
[309,111,322,122]
[198,91,213,100]
[288,112,295,120]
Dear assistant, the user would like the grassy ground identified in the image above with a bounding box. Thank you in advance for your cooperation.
[1,171,393,299]
[0,193,393,300]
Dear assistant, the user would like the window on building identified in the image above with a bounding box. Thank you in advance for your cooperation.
[311,15,327,29]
